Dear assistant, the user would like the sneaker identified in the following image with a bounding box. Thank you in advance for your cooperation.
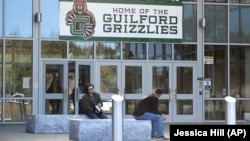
[155,136,169,140]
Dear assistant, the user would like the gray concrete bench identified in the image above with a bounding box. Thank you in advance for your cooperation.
[25,115,89,133]
[69,119,151,141]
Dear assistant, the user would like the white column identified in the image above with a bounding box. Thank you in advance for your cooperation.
[225,96,236,125]
[112,95,124,141]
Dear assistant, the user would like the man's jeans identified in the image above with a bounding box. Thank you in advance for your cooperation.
[86,112,108,119]
[134,112,164,138]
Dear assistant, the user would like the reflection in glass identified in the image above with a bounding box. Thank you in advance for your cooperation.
[205,0,227,3]
[96,42,121,59]
[125,100,140,115]
[0,40,2,97]
[78,65,91,91]
[68,64,91,114]
[148,43,172,60]
[69,41,94,59]
[46,64,64,114]
[152,66,169,94]
[230,0,250,3]
[0,100,1,121]
[236,100,250,120]
[0,0,2,37]
[41,41,67,58]
[205,100,225,120]
[102,100,112,114]
[183,4,197,42]
[230,6,250,43]
[125,66,142,94]
[6,0,32,38]
[45,99,62,114]
[177,67,193,94]
[205,45,227,98]
[174,44,197,60]
[125,99,168,115]
[230,46,250,98]
[126,100,135,114]
[41,0,59,39]
[159,100,168,114]
[46,65,63,93]
[5,40,32,97]
[100,66,117,93]
[205,5,227,43]
[123,43,146,60]
[177,100,193,115]
[5,99,32,122]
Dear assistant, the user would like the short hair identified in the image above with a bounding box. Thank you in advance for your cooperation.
[154,88,163,95]
[85,83,94,92]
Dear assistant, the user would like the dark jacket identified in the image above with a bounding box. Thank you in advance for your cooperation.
[80,92,103,114]
[133,94,161,116]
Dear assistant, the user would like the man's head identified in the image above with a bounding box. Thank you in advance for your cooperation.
[85,83,94,94]
[154,88,163,98]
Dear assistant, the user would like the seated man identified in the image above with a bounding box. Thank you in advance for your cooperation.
[80,83,108,119]
[133,88,168,140]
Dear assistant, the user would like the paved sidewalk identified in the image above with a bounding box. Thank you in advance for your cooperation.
[0,123,170,141]
[0,124,68,141]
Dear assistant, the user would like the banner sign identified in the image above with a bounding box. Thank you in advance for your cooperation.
[59,0,183,43]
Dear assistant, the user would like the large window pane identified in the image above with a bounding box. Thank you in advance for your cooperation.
[6,0,32,38]
[236,100,250,120]
[69,41,94,59]
[96,42,121,59]
[0,40,2,97]
[205,100,225,120]
[125,66,142,94]
[183,4,197,42]
[100,66,117,93]
[5,40,32,97]
[177,100,193,115]
[205,0,227,2]
[41,41,67,58]
[230,46,250,98]
[205,5,228,43]
[177,67,193,94]
[230,0,250,4]
[152,66,169,94]
[41,0,59,39]
[123,43,146,60]
[0,0,2,37]
[5,99,32,122]
[148,43,172,60]
[230,6,250,43]
[174,44,197,61]
[204,45,227,98]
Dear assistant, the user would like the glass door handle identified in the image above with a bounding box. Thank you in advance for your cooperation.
[169,88,172,101]
[172,88,177,100]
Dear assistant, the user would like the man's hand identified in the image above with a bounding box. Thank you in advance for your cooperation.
[162,114,166,121]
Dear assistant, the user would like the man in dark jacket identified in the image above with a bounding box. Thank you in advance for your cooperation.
[80,83,108,119]
[133,88,168,140]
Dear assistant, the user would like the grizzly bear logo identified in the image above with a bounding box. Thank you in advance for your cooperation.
[65,0,96,40]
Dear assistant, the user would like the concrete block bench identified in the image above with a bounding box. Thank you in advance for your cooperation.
[69,119,151,141]
[25,115,89,133]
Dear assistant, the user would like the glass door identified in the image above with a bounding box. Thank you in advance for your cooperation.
[149,63,197,122]
[96,61,146,117]
[70,61,93,114]
[42,60,68,114]
[172,63,197,122]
